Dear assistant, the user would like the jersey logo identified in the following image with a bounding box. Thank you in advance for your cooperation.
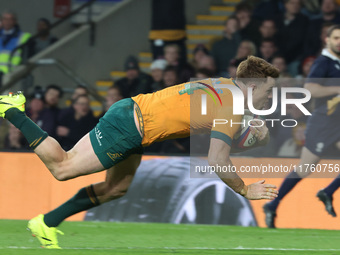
[107,152,123,162]
[178,81,223,106]
[95,127,103,146]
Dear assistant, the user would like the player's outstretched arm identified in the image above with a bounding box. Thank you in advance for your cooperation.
[304,82,340,98]
[208,138,278,200]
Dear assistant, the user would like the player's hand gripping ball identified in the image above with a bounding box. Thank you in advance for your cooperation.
[232,115,258,149]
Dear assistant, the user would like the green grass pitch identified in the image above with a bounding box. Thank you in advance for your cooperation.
[1,220,340,254]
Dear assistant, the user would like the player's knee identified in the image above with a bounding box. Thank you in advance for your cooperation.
[49,164,73,181]
[106,186,129,200]
[52,170,70,181]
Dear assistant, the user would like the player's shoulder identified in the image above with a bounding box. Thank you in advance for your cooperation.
[315,55,331,64]
[309,55,330,72]
[314,49,340,66]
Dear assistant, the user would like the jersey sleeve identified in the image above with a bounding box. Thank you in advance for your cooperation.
[210,105,242,146]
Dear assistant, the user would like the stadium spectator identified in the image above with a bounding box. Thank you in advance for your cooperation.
[191,44,209,70]
[211,16,241,75]
[164,44,194,83]
[26,93,44,123]
[0,10,31,86]
[301,0,322,19]
[259,19,278,45]
[253,0,284,20]
[105,86,122,112]
[196,55,217,76]
[304,22,334,58]
[31,18,58,55]
[227,40,257,78]
[150,59,167,91]
[57,95,97,151]
[258,39,278,62]
[235,2,262,46]
[115,56,153,98]
[277,123,306,157]
[57,85,90,125]
[264,25,340,227]
[195,68,214,79]
[274,0,309,75]
[300,56,316,78]
[273,92,308,152]
[163,66,178,87]
[97,86,123,119]
[271,55,291,77]
[70,85,88,103]
[149,0,186,63]
[227,58,246,79]
[234,40,257,61]
[304,0,340,57]
[32,84,63,138]
[4,123,28,150]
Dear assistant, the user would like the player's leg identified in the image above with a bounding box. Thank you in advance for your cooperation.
[263,147,320,228]
[2,93,105,179]
[316,141,340,217]
[44,153,141,226]
[91,154,142,203]
[28,154,142,249]
[317,176,338,217]
[34,133,104,180]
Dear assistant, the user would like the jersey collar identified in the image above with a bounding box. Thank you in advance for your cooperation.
[322,48,340,63]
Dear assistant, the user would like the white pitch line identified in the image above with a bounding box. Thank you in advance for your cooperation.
[1,246,340,251]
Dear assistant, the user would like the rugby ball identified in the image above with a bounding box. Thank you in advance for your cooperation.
[232,115,257,149]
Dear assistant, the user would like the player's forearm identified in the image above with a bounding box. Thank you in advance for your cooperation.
[304,83,340,98]
[209,158,247,195]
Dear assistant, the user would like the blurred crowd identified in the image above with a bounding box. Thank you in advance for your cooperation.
[0,10,58,85]
[0,84,122,151]
[1,0,340,157]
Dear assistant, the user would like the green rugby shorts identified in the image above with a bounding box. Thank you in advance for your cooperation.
[89,98,143,169]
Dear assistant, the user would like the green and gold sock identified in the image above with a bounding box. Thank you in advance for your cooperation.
[5,108,48,150]
[44,185,100,227]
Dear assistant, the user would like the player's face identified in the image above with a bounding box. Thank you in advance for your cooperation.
[326,29,340,56]
[251,77,275,110]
